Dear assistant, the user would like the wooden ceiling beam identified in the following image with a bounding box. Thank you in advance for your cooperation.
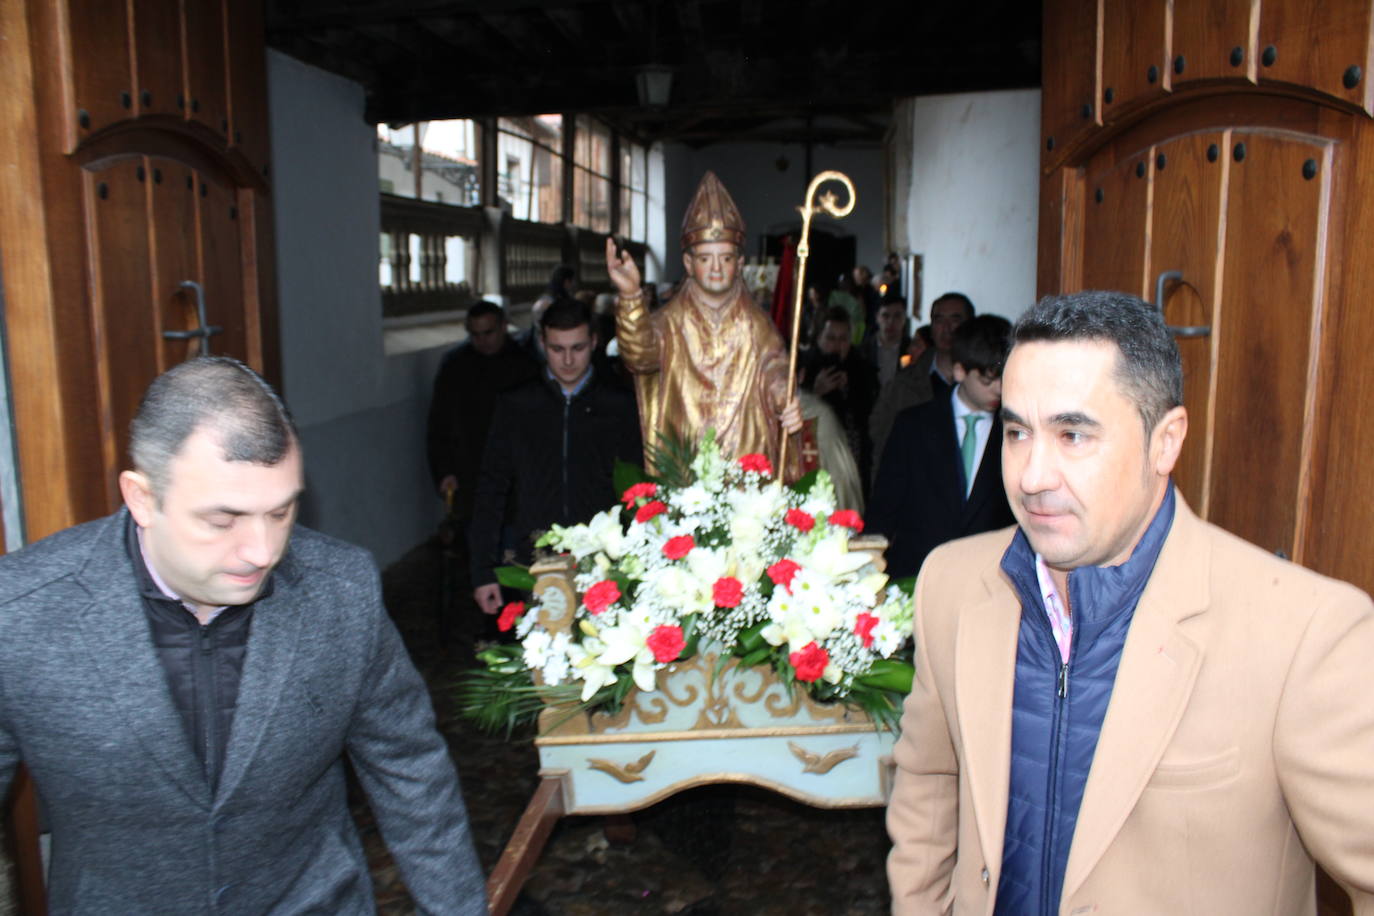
[543,7,585,46]
[273,0,613,29]
[608,2,646,40]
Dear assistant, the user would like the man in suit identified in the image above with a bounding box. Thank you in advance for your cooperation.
[869,314,1014,580]
[0,357,485,914]
[887,291,1374,914]
[869,291,974,475]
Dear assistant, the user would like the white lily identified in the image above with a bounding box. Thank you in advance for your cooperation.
[567,641,618,701]
[587,508,627,559]
[596,624,646,666]
[801,532,870,580]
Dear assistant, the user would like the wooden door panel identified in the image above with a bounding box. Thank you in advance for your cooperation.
[1172,0,1259,84]
[1080,150,1152,295]
[226,0,271,177]
[151,159,203,369]
[1259,0,1373,114]
[183,0,228,139]
[1146,131,1227,515]
[1101,0,1171,120]
[1209,131,1331,558]
[198,173,249,361]
[132,0,183,117]
[1041,0,1101,168]
[85,156,159,508]
[63,0,134,146]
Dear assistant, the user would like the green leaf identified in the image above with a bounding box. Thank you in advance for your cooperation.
[495,565,536,591]
[613,458,649,497]
[857,659,915,694]
[890,576,917,597]
[733,620,769,655]
[843,682,904,733]
[737,646,772,668]
[790,469,820,495]
[680,613,700,658]
[645,428,699,489]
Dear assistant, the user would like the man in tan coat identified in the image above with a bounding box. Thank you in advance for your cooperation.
[887,290,1374,914]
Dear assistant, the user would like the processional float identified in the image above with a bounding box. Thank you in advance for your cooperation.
[470,171,911,914]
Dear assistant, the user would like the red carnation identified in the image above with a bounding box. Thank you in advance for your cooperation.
[828,509,865,532]
[738,453,773,476]
[662,534,695,560]
[767,558,802,593]
[790,642,830,683]
[583,580,621,615]
[854,612,879,648]
[621,481,658,508]
[712,576,744,608]
[497,601,525,633]
[645,624,686,663]
[785,508,816,532]
[635,500,667,523]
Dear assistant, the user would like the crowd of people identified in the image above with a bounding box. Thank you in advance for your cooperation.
[426,258,1020,620]
[0,183,1369,913]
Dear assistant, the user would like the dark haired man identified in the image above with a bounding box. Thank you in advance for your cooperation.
[869,314,1014,579]
[0,357,485,914]
[803,306,878,492]
[427,300,538,518]
[870,290,975,475]
[887,292,1374,914]
[469,298,641,615]
[862,297,912,388]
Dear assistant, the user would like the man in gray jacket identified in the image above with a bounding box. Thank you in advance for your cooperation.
[0,358,485,914]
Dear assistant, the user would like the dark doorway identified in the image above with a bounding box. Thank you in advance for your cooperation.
[762,227,855,304]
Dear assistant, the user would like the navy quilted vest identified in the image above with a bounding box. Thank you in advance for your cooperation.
[992,487,1175,916]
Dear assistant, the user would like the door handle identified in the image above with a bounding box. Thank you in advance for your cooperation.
[163,280,223,356]
[1153,269,1210,338]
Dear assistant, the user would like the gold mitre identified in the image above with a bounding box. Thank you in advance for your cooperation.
[680,171,746,250]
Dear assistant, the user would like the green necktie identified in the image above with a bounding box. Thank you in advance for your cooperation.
[961,414,981,486]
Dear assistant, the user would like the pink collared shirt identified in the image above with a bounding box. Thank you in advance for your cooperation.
[137,529,228,625]
[1034,553,1073,664]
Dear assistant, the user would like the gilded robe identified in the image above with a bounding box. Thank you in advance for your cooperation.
[616,278,796,476]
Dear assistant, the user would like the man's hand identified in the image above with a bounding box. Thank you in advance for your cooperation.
[813,366,847,397]
[605,237,642,299]
[473,583,502,615]
[780,396,803,435]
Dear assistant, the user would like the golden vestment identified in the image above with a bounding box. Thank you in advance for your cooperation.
[617,279,796,476]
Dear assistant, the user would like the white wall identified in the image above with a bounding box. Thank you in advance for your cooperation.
[269,51,446,565]
[663,142,886,278]
[901,89,1041,322]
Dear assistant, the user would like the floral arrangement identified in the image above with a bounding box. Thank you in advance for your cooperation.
[460,433,915,733]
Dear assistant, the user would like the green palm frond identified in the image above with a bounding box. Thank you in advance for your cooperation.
[645,428,701,489]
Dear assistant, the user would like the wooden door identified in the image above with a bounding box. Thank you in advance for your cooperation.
[1055,106,1339,564]
[1146,131,1227,513]
[0,2,276,913]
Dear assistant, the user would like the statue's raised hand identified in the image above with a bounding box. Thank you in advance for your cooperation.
[605,236,641,297]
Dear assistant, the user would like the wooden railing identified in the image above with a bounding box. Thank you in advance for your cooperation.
[379,193,483,318]
[382,193,652,315]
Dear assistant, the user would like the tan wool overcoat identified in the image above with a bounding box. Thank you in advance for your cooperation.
[887,494,1374,915]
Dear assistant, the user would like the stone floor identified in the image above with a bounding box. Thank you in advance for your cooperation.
[363,535,894,915]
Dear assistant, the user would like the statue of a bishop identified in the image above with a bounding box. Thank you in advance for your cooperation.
[606,171,802,475]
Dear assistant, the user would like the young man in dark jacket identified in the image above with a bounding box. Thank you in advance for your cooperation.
[868,314,1015,579]
[469,298,642,615]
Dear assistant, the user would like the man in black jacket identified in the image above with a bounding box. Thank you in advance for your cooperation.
[802,306,879,493]
[426,301,538,522]
[469,299,642,615]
